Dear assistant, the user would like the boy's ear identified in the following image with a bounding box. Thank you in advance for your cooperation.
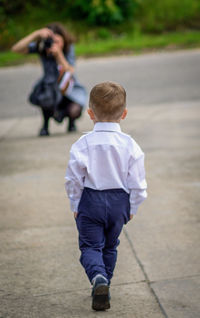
[87,108,95,120]
[121,108,128,120]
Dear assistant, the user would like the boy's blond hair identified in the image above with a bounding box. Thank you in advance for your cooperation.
[89,81,126,121]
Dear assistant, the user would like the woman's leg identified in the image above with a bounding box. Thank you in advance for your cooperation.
[53,97,83,132]
[39,108,53,136]
[67,102,82,132]
[55,97,83,132]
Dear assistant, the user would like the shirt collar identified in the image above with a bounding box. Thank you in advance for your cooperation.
[93,122,121,132]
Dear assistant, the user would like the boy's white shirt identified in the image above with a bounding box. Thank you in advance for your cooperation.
[65,122,147,215]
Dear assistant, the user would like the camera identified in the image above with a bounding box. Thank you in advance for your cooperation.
[38,37,54,54]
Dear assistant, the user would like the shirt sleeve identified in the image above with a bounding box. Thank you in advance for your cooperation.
[65,145,86,212]
[28,42,39,54]
[65,44,75,66]
[127,144,147,215]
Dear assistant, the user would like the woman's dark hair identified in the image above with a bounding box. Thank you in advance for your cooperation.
[46,22,75,53]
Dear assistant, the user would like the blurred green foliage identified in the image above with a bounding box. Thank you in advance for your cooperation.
[0,0,200,51]
[0,0,137,25]
[138,0,200,32]
[67,0,138,25]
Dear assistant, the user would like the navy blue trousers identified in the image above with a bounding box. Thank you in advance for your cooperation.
[76,187,130,284]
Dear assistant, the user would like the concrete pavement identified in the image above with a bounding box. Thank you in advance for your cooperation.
[0,99,200,317]
[1,49,200,119]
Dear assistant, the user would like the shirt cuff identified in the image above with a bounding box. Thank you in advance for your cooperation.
[69,199,80,212]
[130,206,138,215]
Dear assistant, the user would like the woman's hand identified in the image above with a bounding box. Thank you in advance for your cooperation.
[48,42,62,58]
[34,28,54,40]
[49,42,75,73]
[11,28,54,54]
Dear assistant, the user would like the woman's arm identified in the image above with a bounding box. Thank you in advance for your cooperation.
[49,44,75,73]
[56,51,75,73]
[11,28,54,54]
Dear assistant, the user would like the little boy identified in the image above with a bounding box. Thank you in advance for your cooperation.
[65,81,147,311]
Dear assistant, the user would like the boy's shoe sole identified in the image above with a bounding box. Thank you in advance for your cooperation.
[92,284,110,311]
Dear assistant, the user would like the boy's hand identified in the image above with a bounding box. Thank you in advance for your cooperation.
[130,214,133,220]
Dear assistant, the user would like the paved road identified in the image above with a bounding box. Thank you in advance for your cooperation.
[0,49,200,119]
[0,50,200,318]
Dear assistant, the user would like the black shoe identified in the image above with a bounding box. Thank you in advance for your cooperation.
[92,275,110,311]
[39,127,49,136]
[53,111,64,123]
[91,287,111,300]
[67,119,77,132]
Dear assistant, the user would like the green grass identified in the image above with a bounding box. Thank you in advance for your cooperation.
[1,30,200,67]
[0,51,37,67]
[76,30,200,56]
